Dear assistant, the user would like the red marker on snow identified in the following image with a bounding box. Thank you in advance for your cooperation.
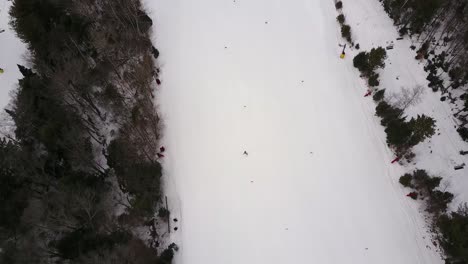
[156,79,161,85]
[406,192,418,199]
[157,153,165,158]
[391,156,400,164]
[364,90,372,97]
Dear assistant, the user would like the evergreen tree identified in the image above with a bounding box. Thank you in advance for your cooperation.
[368,47,387,71]
[341,24,352,43]
[408,115,436,145]
[385,119,412,146]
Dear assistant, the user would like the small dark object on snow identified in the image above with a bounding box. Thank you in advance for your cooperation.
[157,153,165,158]
[0,29,4,33]
[152,46,160,59]
[174,227,178,231]
[265,21,268,24]
[160,146,166,152]
[250,180,254,183]
[391,156,400,164]
[156,79,161,85]
[335,1,343,9]
[173,218,178,222]
[460,150,468,155]
[243,151,248,156]
[157,68,160,73]
[440,96,446,102]
[454,164,465,170]
[386,45,394,50]
[364,90,372,97]
[406,192,418,200]
[397,37,403,40]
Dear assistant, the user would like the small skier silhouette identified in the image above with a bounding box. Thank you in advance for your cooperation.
[243,151,248,156]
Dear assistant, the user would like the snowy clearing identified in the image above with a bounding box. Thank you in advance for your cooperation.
[143,0,447,263]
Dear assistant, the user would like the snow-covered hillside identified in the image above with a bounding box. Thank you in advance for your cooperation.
[142,0,452,263]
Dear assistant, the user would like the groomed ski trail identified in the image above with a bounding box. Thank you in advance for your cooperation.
[143,0,444,263]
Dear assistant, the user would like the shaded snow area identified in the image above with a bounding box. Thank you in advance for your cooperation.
[0,0,27,137]
[142,0,453,263]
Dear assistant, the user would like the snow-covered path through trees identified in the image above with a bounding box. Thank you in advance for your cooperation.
[143,0,443,263]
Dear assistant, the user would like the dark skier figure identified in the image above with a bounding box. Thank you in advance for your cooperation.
[151,46,159,59]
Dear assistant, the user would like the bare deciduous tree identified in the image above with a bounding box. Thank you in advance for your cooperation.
[389,85,425,114]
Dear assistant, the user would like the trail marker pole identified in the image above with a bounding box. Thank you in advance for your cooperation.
[166,196,170,233]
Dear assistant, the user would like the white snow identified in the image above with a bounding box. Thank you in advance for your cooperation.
[143,0,449,263]
[0,0,464,261]
[341,0,468,210]
[0,0,27,137]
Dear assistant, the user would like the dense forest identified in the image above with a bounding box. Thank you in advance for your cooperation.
[381,1,468,263]
[380,0,468,141]
[0,0,174,263]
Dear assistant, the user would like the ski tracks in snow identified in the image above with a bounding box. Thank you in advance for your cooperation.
[145,0,445,263]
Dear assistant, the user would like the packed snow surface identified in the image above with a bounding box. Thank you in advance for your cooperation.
[0,0,26,136]
[143,0,450,263]
[0,0,25,109]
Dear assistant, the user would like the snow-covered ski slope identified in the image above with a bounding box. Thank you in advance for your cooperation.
[143,0,444,263]
[0,0,25,109]
[0,0,26,136]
